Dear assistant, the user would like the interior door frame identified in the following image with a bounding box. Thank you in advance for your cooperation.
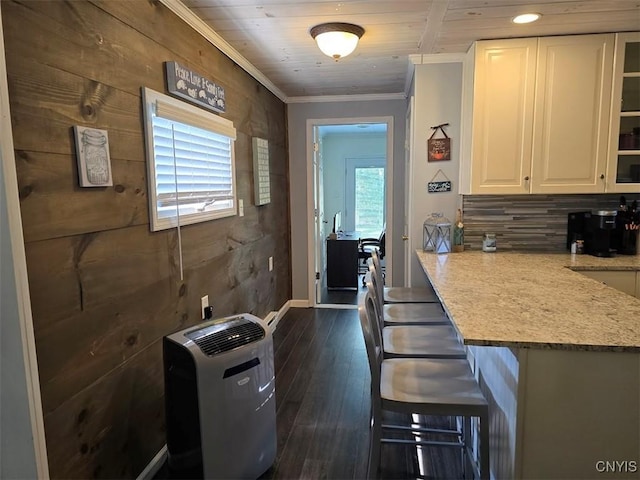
[0,4,49,476]
[306,116,394,306]
[404,96,415,287]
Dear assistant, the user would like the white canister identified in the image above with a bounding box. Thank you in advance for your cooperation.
[482,233,497,252]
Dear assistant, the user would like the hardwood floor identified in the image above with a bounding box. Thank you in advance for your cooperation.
[260,307,462,480]
[156,306,462,479]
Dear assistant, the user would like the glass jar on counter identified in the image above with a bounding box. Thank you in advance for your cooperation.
[482,233,497,252]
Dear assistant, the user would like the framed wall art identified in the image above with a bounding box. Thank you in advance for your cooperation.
[427,123,451,162]
[74,126,113,187]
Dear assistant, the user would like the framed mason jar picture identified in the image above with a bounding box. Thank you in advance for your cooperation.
[73,126,113,187]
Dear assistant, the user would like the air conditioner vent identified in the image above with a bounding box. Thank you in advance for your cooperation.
[186,318,265,356]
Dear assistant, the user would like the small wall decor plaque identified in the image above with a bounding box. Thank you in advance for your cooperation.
[427,169,452,193]
[252,137,271,205]
[74,126,113,187]
[165,61,226,114]
[427,123,451,162]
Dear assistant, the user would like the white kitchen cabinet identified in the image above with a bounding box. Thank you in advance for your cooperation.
[470,34,615,194]
[606,32,640,193]
[471,38,536,194]
[531,35,614,193]
[578,270,637,297]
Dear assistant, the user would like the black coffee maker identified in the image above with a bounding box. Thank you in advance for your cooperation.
[611,197,639,255]
[567,210,618,257]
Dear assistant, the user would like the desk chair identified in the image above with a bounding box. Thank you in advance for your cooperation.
[359,295,490,480]
[359,227,385,284]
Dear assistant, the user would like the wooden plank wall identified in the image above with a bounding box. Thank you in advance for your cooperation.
[2,1,291,478]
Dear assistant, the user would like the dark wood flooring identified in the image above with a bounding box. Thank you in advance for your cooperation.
[260,307,462,480]
[156,307,462,479]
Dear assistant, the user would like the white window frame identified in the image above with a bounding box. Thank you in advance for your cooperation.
[142,87,237,232]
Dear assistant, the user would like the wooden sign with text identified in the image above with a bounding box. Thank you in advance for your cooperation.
[165,61,226,114]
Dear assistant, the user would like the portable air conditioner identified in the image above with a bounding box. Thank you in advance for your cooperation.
[163,313,276,479]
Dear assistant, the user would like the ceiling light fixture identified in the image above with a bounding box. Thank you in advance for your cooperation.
[512,13,541,24]
[310,22,365,60]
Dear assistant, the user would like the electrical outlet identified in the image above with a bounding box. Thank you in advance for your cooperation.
[239,198,244,217]
[201,295,209,319]
[268,256,273,271]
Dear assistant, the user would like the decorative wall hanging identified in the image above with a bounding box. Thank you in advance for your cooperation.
[74,126,113,187]
[427,169,452,193]
[427,122,450,162]
[165,61,226,114]
[252,137,271,205]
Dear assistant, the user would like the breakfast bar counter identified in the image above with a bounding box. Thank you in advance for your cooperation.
[415,250,640,479]
[415,251,640,352]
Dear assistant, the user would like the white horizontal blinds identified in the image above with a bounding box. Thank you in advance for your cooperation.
[149,91,237,222]
[152,117,234,218]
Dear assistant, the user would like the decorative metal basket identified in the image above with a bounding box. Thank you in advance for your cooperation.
[423,213,452,253]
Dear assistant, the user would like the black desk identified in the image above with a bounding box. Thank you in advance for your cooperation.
[326,232,360,289]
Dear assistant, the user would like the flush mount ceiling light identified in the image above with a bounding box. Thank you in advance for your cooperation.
[310,22,365,60]
[512,13,541,24]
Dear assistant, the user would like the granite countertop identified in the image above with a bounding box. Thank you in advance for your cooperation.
[415,250,640,352]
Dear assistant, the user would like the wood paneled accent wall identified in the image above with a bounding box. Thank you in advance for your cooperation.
[462,194,638,252]
[2,1,290,478]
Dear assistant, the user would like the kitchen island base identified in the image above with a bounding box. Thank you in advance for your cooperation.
[470,345,639,479]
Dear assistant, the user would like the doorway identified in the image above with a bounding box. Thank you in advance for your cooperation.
[308,118,394,307]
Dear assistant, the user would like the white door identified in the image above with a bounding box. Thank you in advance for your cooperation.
[312,127,326,304]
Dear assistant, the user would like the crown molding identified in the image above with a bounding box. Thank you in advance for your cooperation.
[287,92,407,104]
[416,53,467,64]
[159,0,287,102]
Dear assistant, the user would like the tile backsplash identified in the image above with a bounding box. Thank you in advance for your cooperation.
[462,194,639,252]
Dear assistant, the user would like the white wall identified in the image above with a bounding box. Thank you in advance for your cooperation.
[409,62,463,286]
[287,99,407,302]
[321,132,386,231]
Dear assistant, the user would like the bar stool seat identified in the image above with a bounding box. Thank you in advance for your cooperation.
[364,284,467,360]
[371,250,440,304]
[383,302,450,325]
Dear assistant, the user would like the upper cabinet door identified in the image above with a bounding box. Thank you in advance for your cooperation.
[531,34,614,193]
[606,32,640,193]
[471,38,537,194]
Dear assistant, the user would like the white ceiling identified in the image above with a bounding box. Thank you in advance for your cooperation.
[173,0,640,101]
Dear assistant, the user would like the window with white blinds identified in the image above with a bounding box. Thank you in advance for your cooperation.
[142,87,237,231]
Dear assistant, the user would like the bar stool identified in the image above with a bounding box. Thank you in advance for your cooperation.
[369,264,451,327]
[364,285,467,360]
[371,250,440,304]
[358,298,490,479]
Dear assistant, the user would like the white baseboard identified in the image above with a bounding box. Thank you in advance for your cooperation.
[289,299,311,308]
[267,300,293,331]
[314,303,357,310]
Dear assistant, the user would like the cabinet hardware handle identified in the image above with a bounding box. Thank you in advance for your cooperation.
[402,235,409,241]
[524,176,530,181]
[600,174,605,180]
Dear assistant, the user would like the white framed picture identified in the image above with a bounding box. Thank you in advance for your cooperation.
[74,126,113,187]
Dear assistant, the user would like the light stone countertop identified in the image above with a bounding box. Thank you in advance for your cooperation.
[415,250,640,352]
